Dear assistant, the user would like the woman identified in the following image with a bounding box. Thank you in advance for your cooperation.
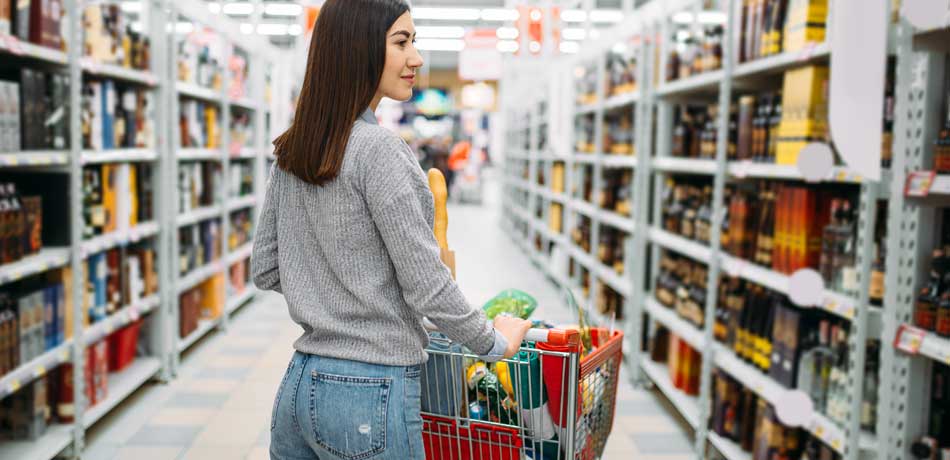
[250,1,532,459]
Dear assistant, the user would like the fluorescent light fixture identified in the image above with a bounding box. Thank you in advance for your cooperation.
[175,22,194,34]
[612,43,628,54]
[562,9,623,23]
[222,2,255,16]
[481,8,518,21]
[240,23,254,34]
[207,2,221,14]
[560,41,580,54]
[257,23,289,35]
[415,38,465,52]
[130,21,144,33]
[590,29,601,39]
[264,3,302,16]
[497,40,519,53]
[289,24,303,36]
[672,11,727,24]
[562,28,586,41]
[590,10,624,23]
[496,27,518,40]
[120,2,142,13]
[415,26,466,39]
[529,41,541,53]
[412,7,480,21]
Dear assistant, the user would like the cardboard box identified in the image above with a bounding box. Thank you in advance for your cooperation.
[776,65,829,165]
[783,0,827,52]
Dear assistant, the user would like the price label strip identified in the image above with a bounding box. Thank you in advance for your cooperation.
[905,171,936,197]
[894,324,927,355]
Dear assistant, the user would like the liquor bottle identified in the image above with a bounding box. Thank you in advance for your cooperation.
[672,107,689,157]
[695,186,713,244]
[818,199,841,286]
[861,341,879,432]
[738,96,756,160]
[767,93,783,163]
[835,200,858,294]
[915,249,945,331]
[936,259,950,337]
[753,184,776,267]
[882,59,896,168]
[934,95,950,174]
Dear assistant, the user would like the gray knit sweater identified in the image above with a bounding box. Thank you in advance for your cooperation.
[251,110,496,365]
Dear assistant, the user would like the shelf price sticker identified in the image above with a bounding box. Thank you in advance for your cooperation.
[5,35,24,55]
[905,171,937,197]
[894,324,927,354]
[34,365,46,378]
[8,379,20,393]
[59,349,68,362]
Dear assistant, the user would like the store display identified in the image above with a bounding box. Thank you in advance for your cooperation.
[0,68,68,152]
[81,79,154,150]
[666,24,723,82]
[177,30,223,89]
[228,108,252,154]
[604,110,635,155]
[650,327,702,396]
[937,94,950,174]
[178,161,221,212]
[228,161,253,198]
[82,164,154,238]
[575,115,595,153]
[178,220,221,276]
[179,273,225,338]
[83,4,150,70]
[0,183,41,264]
[228,209,252,251]
[0,272,68,378]
[179,99,220,149]
[2,0,63,50]
[909,363,950,459]
[606,48,637,97]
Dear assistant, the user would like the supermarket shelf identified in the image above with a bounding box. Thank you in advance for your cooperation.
[648,227,713,263]
[0,35,68,64]
[570,198,600,220]
[656,70,724,98]
[603,91,638,110]
[83,295,160,346]
[0,423,72,460]
[713,344,865,454]
[645,296,705,351]
[83,357,161,429]
[901,326,950,365]
[600,155,638,168]
[639,357,701,428]
[81,148,158,164]
[227,243,253,265]
[0,341,72,399]
[80,59,158,86]
[572,154,599,164]
[81,221,160,257]
[178,318,221,353]
[907,173,950,198]
[708,432,750,460]
[178,148,222,161]
[177,261,224,294]
[227,195,258,211]
[565,242,631,297]
[652,157,717,175]
[230,97,258,111]
[0,151,69,167]
[234,147,258,159]
[733,43,831,81]
[177,205,223,227]
[0,247,71,285]
[176,82,221,102]
[226,286,258,316]
[576,102,600,115]
[597,208,635,233]
[534,186,567,204]
[728,161,891,190]
[506,150,531,160]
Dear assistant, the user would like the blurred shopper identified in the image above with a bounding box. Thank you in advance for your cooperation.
[251,2,531,459]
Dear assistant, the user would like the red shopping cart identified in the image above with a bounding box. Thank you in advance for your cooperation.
[420,326,623,460]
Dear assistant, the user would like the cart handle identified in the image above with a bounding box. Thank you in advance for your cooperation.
[423,318,580,348]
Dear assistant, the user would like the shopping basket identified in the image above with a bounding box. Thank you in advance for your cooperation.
[420,325,624,460]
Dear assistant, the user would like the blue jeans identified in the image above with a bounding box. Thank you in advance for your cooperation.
[270,352,425,460]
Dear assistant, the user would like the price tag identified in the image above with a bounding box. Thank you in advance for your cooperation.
[129,307,140,321]
[798,42,818,61]
[59,349,68,362]
[0,34,8,51]
[894,324,927,354]
[8,379,20,393]
[723,258,746,278]
[7,36,23,55]
[34,365,46,378]
[105,322,114,334]
[905,171,937,197]
[732,161,749,178]
[10,269,22,281]
[814,425,824,437]
[831,439,842,451]
[8,156,18,166]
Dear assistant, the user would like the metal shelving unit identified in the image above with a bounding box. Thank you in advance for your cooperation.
[0,0,285,457]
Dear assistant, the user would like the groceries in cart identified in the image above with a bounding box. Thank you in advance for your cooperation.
[420,288,625,460]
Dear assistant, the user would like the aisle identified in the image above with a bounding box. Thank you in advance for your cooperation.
[83,173,694,460]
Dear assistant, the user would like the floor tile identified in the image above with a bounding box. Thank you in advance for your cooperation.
[191,409,270,447]
[82,442,121,460]
[113,446,184,460]
[178,445,253,460]
[196,366,253,380]
[613,414,679,434]
[148,408,217,426]
[615,398,665,416]
[630,432,694,455]
[245,446,270,460]
[126,425,203,446]
[166,391,231,408]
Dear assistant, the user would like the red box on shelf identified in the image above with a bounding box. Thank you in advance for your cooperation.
[90,340,109,405]
[107,319,142,372]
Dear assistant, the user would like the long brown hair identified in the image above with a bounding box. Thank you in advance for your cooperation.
[274,0,409,185]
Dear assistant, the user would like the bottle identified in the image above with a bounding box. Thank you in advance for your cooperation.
[672,107,689,157]
[696,186,713,244]
[767,93,783,163]
[915,249,945,331]
[861,341,880,432]
[936,272,950,338]
[935,95,950,174]
[754,184,776,267]
[835,200,859,295]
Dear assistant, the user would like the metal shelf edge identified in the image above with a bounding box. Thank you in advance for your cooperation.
[0,247,71,285]
[82,357,161,429]
[639,357,701,429]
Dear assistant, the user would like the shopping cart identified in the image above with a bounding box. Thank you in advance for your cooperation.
[420,325,624,460]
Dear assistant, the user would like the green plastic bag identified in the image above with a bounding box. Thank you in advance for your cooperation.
[482,289,538,320]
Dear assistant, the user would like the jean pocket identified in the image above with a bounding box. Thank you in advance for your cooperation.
[310,371,391,460]
[271,358,296,430]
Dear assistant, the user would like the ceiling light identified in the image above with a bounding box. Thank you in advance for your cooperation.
[496,27,518,40]
[130,21,144,33]
[481,8,518,21]
[120,1,142,13]
[415,38,465,52]
[562,28,586,41]
[412,7,480,21]
[497,40,518,53]
[590,10,624,23]
[561,10,586,22]
[672,11,727,24]
[240,23,253,34]
[222,2,255,15]
[415,26,466,39]
[257,23,289,35]
[288,24,303,36]
[207,2,221,14]
[174,22,194,34]
[611,43,628,54]
[264,3,302,16]
[560,41,580,54]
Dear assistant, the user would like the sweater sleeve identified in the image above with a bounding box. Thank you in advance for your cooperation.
[251,163,282,293]
[361,133,495,355]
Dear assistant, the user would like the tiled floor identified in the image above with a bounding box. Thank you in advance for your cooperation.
[83,174,695,459]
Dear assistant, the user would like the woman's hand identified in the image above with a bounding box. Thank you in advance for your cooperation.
[493,316,532,359]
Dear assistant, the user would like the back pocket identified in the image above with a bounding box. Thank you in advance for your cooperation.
[310,371,391,460]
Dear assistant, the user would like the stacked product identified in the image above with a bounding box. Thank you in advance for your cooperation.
[81,80,155,150]
[0,69,69,152]
[82,163,155,238]
[82,4,151,70]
